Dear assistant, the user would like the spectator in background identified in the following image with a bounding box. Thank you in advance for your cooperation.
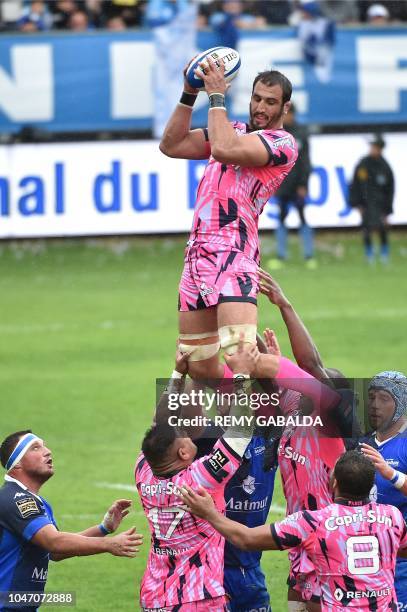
[69,9,90,29]
[49,0,79,29]
[254,0,292,25]
[320,0,359,23]
[296,0,336,82]
[362,0,407,22]
[208,0,266,49]
[106,14,127,29]
[17,1,53,31]
[106,0,146,27]
[349,134,395,264]
[366,2,390,24]
[267,103,315,270]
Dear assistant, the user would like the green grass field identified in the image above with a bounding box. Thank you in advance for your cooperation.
[1,231,406,611]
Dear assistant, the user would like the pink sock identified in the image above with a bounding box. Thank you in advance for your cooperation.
[275,356,339,412]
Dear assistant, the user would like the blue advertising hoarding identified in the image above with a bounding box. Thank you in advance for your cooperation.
[0,27,406,133]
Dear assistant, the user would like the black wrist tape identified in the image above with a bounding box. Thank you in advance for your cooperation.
[179,91,198,107]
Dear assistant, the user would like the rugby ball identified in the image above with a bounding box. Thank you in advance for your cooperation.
[186,47,241,91]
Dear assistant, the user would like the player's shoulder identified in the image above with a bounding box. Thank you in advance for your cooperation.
[0,482,46,521]
[0,481,27,507]
[231,120,249,134]
[374,501,405,524]
[259,128,296,145]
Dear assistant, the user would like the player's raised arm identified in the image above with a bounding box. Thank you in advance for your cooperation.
[51,499,133,561]
[258,268,326,381]
[159,61,211,160]
[153,344,191,426]
[179,485,277,551]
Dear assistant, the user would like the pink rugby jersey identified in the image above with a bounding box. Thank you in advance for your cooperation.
[278,392,345,515]
[189,123,298,263]
[272,500,407,610]
[278,391,346,596]
[135,437,242,609]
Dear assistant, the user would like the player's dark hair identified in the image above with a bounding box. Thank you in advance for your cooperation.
[141,423,180,470]
[252,70,292,103]
[0,430,32,469]
[334,450,375,500]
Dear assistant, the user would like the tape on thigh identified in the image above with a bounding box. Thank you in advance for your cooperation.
[179,332,220,362]
[287,602,308,612]
[218,324,257,355]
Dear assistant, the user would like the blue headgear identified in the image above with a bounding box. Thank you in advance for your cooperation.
[368,371,407,422]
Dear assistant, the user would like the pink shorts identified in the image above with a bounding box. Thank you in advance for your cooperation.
[178,244,258,311]
[142,595,229,611]
[288,547,321,603]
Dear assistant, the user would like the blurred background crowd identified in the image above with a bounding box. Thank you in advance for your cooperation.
[1,0,407,33]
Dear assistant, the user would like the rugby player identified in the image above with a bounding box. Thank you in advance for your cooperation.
[0,431,142,611]
[258,270,359,611]
[160,54,299,382]
[136,339,259,611]
[180,450,407,611]
[360,370,407,609]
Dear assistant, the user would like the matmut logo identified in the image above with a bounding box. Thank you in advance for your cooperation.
[32,567,48,581]
[334,587,391,601]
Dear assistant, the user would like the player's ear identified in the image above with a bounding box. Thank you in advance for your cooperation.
[283,102,291,115]
[178,444,190,462]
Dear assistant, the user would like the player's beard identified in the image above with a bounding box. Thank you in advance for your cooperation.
[249,103,285,132]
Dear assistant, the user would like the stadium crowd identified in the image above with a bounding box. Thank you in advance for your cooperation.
[1,0,407,32]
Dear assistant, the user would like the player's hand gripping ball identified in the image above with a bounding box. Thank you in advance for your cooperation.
[185,47,241,91]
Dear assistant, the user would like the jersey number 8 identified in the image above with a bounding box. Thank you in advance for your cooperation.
[346,535,380,575]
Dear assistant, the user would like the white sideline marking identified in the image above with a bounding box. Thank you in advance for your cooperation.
[0,320,131,334]
[268,504,285,514]
[95,481,136,493]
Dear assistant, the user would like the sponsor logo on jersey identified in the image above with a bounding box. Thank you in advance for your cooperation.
[32,567,48,581]
[14,491,28,499]
[226,496,269,512]
[369,484,378,501]
[16,497,40,518]
[153,545,190,556]
[254,445,265,456]
[325,509,393,531]
[334,586,391,601]
[199,282,214,298]
[207,448,229,474]
[242,475,256,495]
[139,481,181,497]
[270,136,293,149]
[278,444,306,466]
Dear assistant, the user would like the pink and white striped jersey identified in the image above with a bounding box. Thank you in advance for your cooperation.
[189,123,298,263]
[278,392,345,515]
[278,390,346,598]
[135,437,242,609]
[272,500,407,610]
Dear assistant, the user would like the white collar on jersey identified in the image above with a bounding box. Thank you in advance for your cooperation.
[4,474,43,502]
[374,420,407,446]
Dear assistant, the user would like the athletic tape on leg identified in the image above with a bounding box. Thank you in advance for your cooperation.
[218,324,257,355]
[179,332,220,362]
